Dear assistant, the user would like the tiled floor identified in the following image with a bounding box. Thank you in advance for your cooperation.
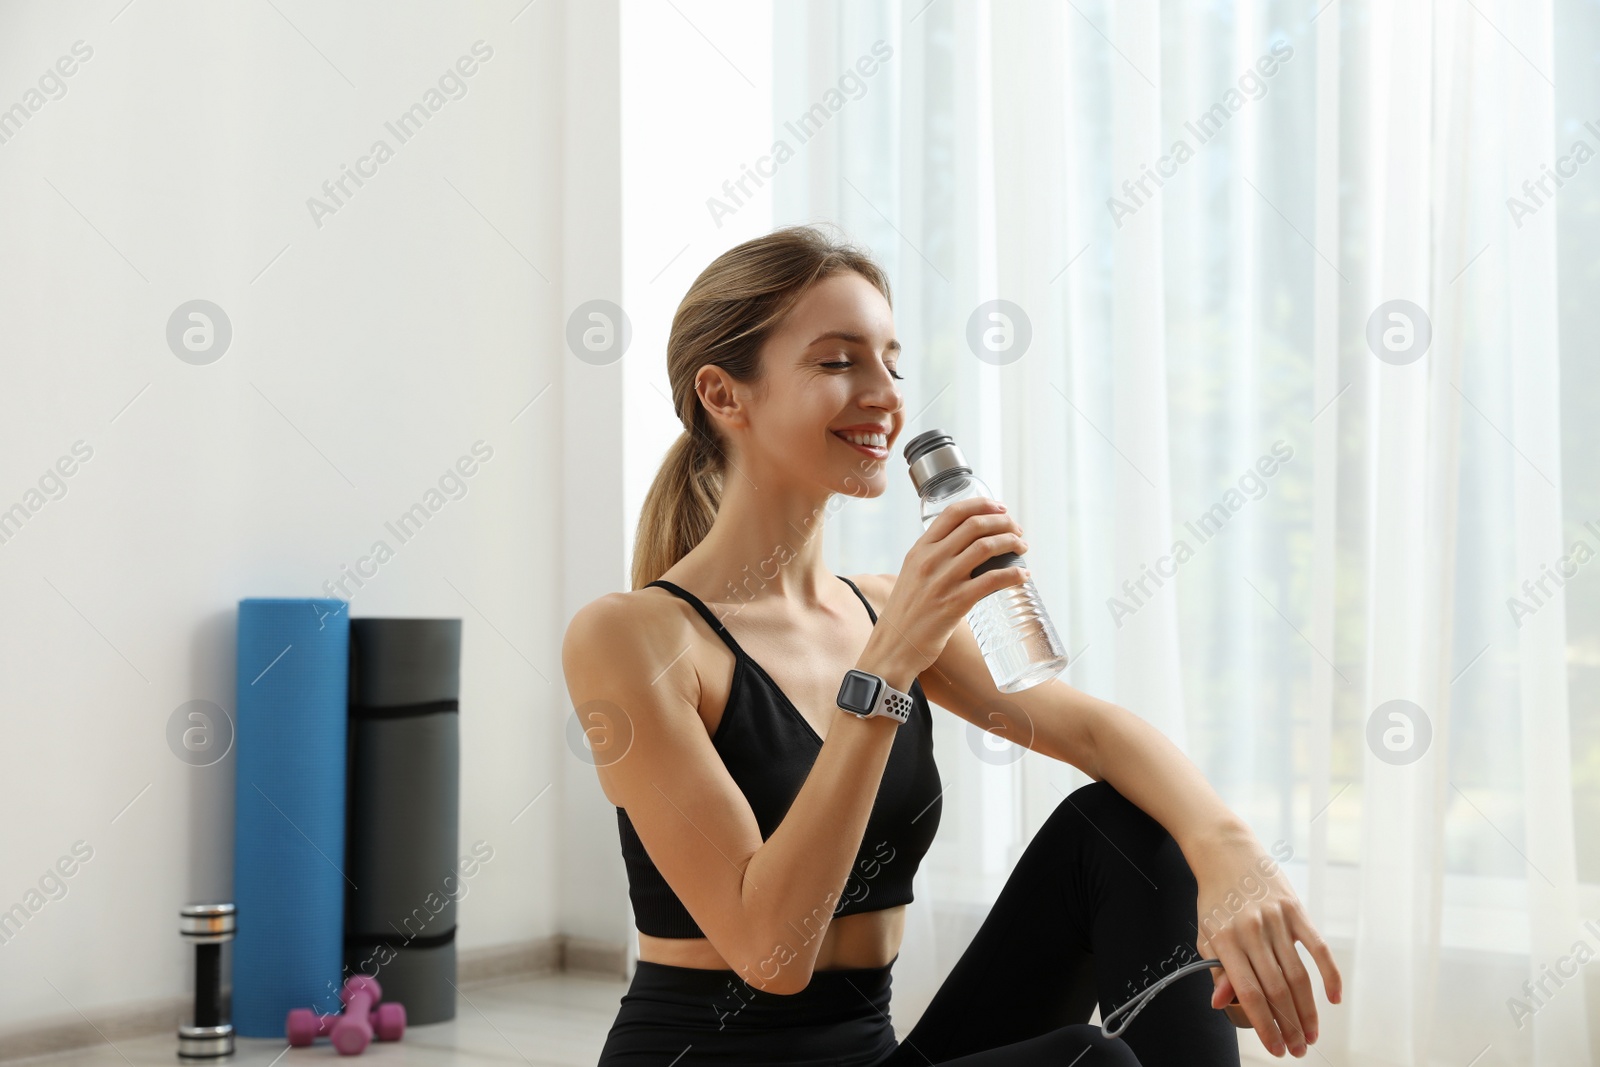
[10,972,631,1067]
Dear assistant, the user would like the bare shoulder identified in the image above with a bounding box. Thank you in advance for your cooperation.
[561,584,714,697]
[561,586,681,673]
[568,579,717,644]
[561,587,707,804]
[562,587,690,700]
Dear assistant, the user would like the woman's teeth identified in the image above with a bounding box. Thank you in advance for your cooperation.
[835,431,887,449]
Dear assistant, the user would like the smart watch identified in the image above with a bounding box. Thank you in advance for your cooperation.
[836,668,914,724]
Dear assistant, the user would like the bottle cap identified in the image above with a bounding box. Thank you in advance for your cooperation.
[903,428,971,495]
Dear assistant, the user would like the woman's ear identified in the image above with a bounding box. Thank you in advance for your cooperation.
[695,364,749,432]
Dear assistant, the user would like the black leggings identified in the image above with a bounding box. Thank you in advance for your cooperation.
[596,780,1242,1066]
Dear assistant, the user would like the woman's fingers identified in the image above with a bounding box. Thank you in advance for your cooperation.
[1210,971,1253,1028]
[1292,906,1344,1006]
[1242,931,1308,1056]
[1265,905,1319,1047]
[1210,967,1233,1010]
[1210,938,1287,1055]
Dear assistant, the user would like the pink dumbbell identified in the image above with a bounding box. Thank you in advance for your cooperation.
[331,975,405,1055]
[285,976,405,1052]
[286,1007,339,1047]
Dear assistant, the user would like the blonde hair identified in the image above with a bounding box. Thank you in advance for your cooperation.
[630,224,892,591]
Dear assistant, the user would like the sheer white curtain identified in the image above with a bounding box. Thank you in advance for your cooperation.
[775,1,1598,1063]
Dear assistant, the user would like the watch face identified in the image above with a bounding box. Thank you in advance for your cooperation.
[838,669,882,713]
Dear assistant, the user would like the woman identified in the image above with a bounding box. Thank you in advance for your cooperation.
[562,225,1342,1066]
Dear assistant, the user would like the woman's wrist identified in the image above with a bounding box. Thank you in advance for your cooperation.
[1183,817,1266,883]
[855,633,924,696]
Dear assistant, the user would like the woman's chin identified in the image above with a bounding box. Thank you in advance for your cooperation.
[834,473,887,499]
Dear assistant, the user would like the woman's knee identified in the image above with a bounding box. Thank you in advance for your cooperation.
[1043,780,1185,871]
[1047,779,1150,838]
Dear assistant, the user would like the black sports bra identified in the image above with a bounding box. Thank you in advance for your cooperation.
[615,574,944,938]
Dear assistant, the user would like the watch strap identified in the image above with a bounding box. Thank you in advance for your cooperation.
[872,683,915,724]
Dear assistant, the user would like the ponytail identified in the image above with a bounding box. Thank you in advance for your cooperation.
[630,428,723,591]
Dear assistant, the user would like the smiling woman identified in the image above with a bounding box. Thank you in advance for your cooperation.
[560,224,1281,1066]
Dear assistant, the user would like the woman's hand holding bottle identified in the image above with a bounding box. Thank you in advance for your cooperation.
[866,496,1028,679]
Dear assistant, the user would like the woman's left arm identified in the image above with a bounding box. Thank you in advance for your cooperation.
[881,571,1343,1058]
[1084,696,1342,1058]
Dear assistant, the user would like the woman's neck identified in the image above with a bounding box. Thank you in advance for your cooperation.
[677,493,843,607]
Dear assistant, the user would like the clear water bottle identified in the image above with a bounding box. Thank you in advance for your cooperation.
[903,429,1068,692]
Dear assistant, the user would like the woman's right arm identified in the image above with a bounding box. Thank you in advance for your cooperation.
[561,495,1026,995]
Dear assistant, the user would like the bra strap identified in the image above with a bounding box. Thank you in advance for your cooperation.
[836,574,879,624]
[646,579,746,659]
[836,575,922,698]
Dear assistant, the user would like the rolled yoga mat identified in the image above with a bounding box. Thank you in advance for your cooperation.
[344,618,462,1025]
[231,597,350,1036]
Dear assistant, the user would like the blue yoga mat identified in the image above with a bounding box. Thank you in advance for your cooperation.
[231,598,350,1037]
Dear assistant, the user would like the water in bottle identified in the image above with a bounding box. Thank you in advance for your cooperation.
[903,428,1069,692]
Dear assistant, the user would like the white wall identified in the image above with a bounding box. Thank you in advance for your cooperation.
[0,0,783,1037]
[0,0,575,1033]
[558,0,628,954]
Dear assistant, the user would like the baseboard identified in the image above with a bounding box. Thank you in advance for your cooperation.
[556,934,631,979]
[0,935,623,1063]
[0,994,190,1064]
[455,932,629,983]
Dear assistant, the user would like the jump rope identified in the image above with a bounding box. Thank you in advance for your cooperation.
[1099,956,1227,1039]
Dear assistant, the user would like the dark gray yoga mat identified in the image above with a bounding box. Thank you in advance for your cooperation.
[344,618,462,1025]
